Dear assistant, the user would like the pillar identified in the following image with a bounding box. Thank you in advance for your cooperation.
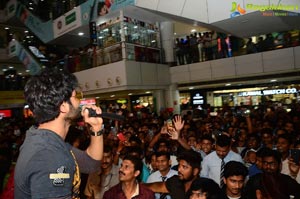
[160,21,174,63]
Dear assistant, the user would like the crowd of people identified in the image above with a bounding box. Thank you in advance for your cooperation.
[0,69,300,198]
[174,30,300,66]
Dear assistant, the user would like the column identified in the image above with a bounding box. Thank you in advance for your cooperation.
[160,21,174,63]
[153,90,165,114]
[166,84,180,114]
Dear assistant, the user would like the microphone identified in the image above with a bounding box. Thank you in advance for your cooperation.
[85,108,125,121]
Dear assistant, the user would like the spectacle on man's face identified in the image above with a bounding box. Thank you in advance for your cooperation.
[262,156,280,174]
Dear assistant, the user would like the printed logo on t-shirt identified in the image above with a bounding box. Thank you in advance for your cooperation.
[49,166,70,186]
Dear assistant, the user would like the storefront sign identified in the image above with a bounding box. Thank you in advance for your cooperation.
[192,93,204,105]
[238,88,298,96]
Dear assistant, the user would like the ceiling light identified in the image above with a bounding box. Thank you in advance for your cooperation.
[191,29,196,32]
[145,91,151,94]
[95,96,100,99]
[189,87,194,90]
[24,30,29,33]
[18,72,22,75]
[270,79,277,82]
[78,32,84,36]
[110,95,115,97]
[2,69,7,72]
[128,93,133,96]
[134,25,138,29]
[4,27,9,30]
[225,83,231,86]
[174,32,177,35]
[26,70,30,73]
[9,66,14,69]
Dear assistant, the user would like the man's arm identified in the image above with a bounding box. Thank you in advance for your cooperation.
[82,106,104,161]
[143,182,169,193]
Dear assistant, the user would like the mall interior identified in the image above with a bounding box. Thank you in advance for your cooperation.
[0,0,300,117]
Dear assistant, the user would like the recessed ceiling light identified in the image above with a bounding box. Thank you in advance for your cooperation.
[95,96,100,99]
[9,66,14,69]
[128,93,133,96]
[110,95,115,97]
[189,87,194,90]
[225,83,231,86]
[270,79,277,82]
[145,91,151,94]
[191,29,196,32]
[5,27,9,30]
[78,32,84,36]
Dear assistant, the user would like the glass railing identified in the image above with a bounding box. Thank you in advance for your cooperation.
[63,42,161,73]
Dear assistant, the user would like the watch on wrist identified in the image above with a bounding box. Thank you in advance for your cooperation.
[90,124,104,136]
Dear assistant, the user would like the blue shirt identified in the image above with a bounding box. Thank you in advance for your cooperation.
[200,150,243,186]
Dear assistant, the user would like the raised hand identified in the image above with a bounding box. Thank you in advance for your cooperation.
[172,115,184,132]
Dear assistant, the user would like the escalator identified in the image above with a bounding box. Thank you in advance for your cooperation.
[8,39,47,75]
[3,0,97,45]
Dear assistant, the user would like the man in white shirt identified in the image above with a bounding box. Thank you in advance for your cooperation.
[147,151,177,199]
[201,135,243,187]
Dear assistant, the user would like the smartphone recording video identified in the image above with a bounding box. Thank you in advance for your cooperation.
[117,132,126,142]
[290,149,300,165]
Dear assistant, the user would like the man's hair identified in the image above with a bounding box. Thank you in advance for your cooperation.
[224,161,248,178]
[156,138,170,149]
[177,150,202,169]
[216,135,231,147]
[123,155,143,182]
[24,69,78,124]
[104,145,113,154]
[190,178,221,199]
[155,151,170,160]
[256,147,269,158]
[276,133,292,145]
[201,134,215,144]
[125,146,143,158]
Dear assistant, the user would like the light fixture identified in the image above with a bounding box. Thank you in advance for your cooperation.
[145,91,151,94]
[133,25,138,29]
[18,72,22,75]
[128,93,133,96]
[2,69,7,72]
[270,79,277,82]
[189,87,194,90]
[26,70,30,73]
[225,83,231,86]
[191,29,196,32]
[9,66,14,69]
[95,96,100,99]
[24,30,29,33]
[78,32,84,36]
[174,32,177,35]
[110,95,115,97]
[4,27,9,30]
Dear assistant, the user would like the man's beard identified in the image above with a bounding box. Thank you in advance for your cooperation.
[65,103,81,123]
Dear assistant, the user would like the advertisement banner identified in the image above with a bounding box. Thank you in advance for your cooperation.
[15,3,53,43]
[90,0,135,21]
[53,7,82,38]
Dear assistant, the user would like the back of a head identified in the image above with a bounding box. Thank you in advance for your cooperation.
[224,161,248,178]
[24,69,78,124]
[177,150,202,169]
[216,135,231,147]
[190,178,221,199]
